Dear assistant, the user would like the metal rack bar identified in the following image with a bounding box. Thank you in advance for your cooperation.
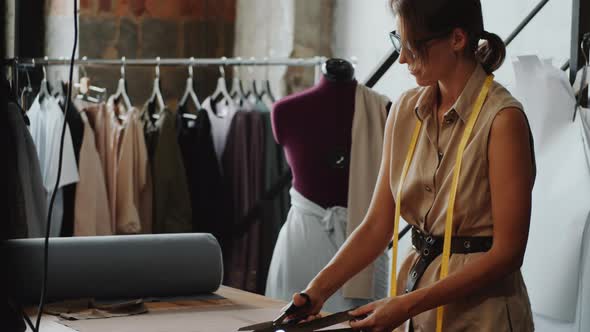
[7,56,327,68]
[504,0,550,46]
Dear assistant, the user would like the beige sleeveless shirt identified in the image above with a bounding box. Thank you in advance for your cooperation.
[390,64,535,331]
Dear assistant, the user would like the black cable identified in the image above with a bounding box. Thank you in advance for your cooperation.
[34,1,78,331]
[12,300,36,332]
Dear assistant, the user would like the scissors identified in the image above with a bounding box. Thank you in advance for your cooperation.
[238,293,364,332]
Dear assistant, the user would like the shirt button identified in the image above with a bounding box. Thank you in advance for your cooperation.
[425,186,432,192]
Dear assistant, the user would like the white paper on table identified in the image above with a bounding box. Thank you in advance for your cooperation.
[513,55,590,323]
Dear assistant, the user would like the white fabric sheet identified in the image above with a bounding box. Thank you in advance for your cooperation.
[513,56,590,328]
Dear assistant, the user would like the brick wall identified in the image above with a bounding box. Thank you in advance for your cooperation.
[79,0,236,106]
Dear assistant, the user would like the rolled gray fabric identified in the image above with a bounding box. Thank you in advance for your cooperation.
[6,233,223,304]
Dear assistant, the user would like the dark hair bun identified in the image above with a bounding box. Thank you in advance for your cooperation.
[476,31,506,73]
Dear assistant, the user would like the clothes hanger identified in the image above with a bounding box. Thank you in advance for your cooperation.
[37,57,52,103]
[229,57,247,105]
[20,68,34,110]
[246,57,262,103]
[147,56,166,120]
[210,57,232,116]
[75,56,107,104]
[55,80,69,110]
[261,56,276,104]
[178,57,199,120]
[252,64,265,103]
[249,56,265,102]
[109,56,133,110]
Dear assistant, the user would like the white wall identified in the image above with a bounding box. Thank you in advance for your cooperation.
[332,0,572,101]
[45,0,80,85]
[234,0,295,98]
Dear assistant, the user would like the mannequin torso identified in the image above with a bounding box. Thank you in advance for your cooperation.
[271,77,357,208]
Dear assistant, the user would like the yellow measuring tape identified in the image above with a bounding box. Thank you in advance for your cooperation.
[389,75,494,332]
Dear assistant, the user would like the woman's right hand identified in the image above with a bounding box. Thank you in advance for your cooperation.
[284,289,327,323]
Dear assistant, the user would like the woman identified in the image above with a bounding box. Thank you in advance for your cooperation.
[285,0,536,331]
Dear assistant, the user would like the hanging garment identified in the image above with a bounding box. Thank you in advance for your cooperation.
[4,102,29,238]
[257,101,292,294]
[28,95,79,237]
[141,106,191,234]
[83,100,152,234]
[60,99,84,237]
[176,104,225,237]
[222,110,266,292]
[109,100,152,234]
[83,103,117,231]
[343,84,390,299]
[390,64,535,332]
[265,188,387,313]
[201,97,238,168]
[73,111,112,236]
[513,55,590,332]
[1,88,27,331]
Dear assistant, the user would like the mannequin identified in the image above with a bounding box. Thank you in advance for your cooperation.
[267,59,390,312]
[271,58,357,208]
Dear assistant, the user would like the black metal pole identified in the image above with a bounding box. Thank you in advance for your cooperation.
[364,49,400,88]
[561,59,570,71]
[504,0,550,46]
[570,0,590,115]
[12,0,19,97]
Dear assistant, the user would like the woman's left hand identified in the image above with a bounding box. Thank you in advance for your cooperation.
[348,295,412,332]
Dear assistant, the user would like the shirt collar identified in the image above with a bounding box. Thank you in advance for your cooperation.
[414,64,489,123]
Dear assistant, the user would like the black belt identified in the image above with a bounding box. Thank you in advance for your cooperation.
[405,227,493,293]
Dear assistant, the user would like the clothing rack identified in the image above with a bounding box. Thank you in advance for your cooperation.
[8,56,327,68]
[6,0,589,246]
[5,56,328,100]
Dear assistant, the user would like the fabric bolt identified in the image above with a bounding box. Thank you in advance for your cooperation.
[3,102,28,239]
[343,84,390,299]
[27,95,79,237]
[6,102,45,238]
[142,105,191,234]
[60,99,84,237]
[390,64,536,332]
[74,111,112,236]
[176,103,225,238]
[266,188,388,313]
[222,110,266,292]
[202,97,239,168]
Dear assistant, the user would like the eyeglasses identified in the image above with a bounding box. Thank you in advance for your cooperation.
[389,30,452,58]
